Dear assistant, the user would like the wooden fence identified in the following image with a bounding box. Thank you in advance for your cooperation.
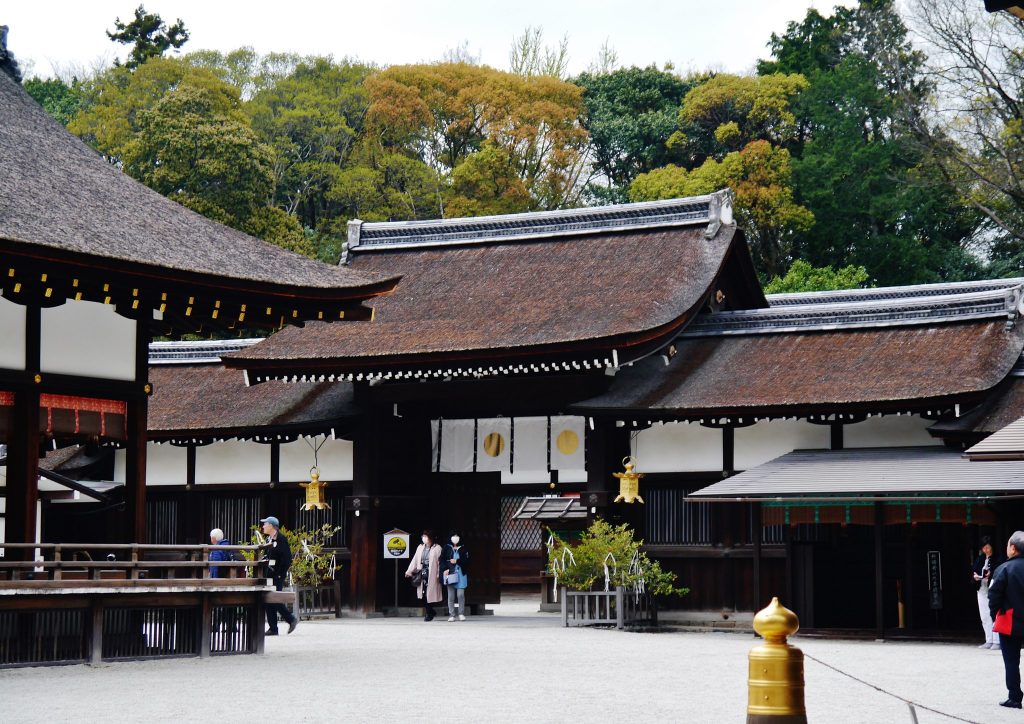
[560,586,658,629]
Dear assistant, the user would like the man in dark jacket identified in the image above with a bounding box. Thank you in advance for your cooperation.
[261,516,298,636]
[989,531,1024,709]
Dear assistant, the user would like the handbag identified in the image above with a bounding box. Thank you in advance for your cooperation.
[444,569,460,586]
[409,568,423,589]
[995,608,1014,636]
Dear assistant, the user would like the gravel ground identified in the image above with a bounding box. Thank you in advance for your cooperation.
[0,597,1015,723]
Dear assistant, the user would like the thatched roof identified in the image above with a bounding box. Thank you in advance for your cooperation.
[0,70,398,332]
[147,341,356,441]
[573,283,1024,418]
[227,192,767,381]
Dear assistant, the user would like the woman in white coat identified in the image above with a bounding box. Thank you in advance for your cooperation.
[405,530,443,621]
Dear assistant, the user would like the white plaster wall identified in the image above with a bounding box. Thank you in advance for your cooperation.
[196,441,271,484]
[40,300,136,380]
[146,444,188,486]
[844,414,939,448]
[735,419,830,471]
[501,470,550,485]
[634,421,722,473]
[0,295,26,371]
[113,449,125,483]
[279,437,353,482]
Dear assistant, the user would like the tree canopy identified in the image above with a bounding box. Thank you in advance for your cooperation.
[18,4,1016,286]
[107,5,189,69]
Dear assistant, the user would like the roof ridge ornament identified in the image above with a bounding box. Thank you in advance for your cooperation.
[704,189,735,240]
[343,191,733,253]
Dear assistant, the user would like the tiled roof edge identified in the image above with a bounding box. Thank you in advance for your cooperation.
[343,190,732,255]
[684,285,1024,338]
[149,338,263,365]
[767,277,1024,306]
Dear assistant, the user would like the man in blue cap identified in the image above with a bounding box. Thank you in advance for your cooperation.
[260,516,298,635]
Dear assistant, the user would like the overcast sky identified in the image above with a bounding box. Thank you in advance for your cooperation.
[5,1,855,79]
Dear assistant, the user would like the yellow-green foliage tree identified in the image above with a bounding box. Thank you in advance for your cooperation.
[68,57,310,255]
[670,72,809,164]
[631,140,813,277]
[363,62,590,215]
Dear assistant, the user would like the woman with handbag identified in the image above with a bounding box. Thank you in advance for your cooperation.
[405,530,443,621]
[441,530,469,622]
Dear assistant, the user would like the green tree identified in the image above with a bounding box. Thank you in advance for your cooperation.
[572,66,693,203]
[23,77,88,125]
[764,259,870,294]
[247,58,374,231]
[107,5,189,70]
[631,140,814,277]
[760,0,984,285]
[670,72,809,165]
[70,57,310,255]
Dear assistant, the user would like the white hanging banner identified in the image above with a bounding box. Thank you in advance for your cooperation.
[550,415,585,471]
[430,420,440,472]
[512,416,548,473]
[476,418,511,472]
[439,419,475,472]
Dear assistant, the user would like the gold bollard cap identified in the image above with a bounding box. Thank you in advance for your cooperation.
[753,597,799,644]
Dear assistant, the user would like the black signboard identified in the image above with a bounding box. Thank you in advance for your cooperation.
[927,550,943,609]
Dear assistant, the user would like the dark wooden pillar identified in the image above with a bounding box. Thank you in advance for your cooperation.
[123,317,149,543]
[124,397,148,543]
[874,501,885,639]
[349,403,383,614]
[7,303,41,558]
[753,502,763,610]
[6,388,40,556]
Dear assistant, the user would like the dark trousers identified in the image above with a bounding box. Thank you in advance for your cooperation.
[1000,633,1024,703]
[266,578,295,632]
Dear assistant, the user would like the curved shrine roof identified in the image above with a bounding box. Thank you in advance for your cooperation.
[227,192,767,381]
[574,283,1024,417]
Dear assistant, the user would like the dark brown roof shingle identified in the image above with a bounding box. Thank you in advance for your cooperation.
[574,321,1024,416]
[147,364,356,439]
[228,220,763,375]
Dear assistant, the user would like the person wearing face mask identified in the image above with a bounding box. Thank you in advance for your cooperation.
[441,530,469,622]
[405,530,443,621]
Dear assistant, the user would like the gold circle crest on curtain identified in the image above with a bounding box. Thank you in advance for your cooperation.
[556,429,579,455]
[483,432,505,457]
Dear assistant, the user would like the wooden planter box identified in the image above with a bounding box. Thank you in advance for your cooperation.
[561,586,657,630]
[292,580,342,620]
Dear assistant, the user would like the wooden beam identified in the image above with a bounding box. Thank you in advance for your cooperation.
[753,502,763,610]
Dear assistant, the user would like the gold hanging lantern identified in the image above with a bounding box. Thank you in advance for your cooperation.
[300,466,330,511]
[613,456,645,504]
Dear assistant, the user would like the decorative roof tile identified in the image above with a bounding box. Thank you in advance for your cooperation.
[347,192,731,253]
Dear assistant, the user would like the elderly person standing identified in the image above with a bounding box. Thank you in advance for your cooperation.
[405,530,443,621]
[989,531,1024,709]
[208,528,230,579]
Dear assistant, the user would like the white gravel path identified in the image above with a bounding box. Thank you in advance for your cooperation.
[0,597,1015,723]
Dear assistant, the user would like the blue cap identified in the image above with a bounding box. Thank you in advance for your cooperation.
[260,516,280,528]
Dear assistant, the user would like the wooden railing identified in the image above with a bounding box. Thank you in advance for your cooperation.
[0,542,266,582]
[0,543,277,668]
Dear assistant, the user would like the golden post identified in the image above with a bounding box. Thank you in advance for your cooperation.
[747,597,807,724]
